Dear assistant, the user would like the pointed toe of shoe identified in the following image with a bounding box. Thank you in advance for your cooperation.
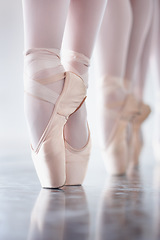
[31,147,66,189]
[64,136,91,186]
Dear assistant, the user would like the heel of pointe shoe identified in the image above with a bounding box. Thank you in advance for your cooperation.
[65,129,91,186]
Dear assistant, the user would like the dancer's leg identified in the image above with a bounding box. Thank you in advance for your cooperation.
[151,0,160,149]
[22,0,70,50]
[63,0,107,58]
[156,0,160,89]
[62,0,108,149]
[124,0,153,90]
[22,0,70,149]
[96,0,132,80]
[151,0,160,90]
[124,0,153,169]
[133,7,154,101]
[95,0,132,148]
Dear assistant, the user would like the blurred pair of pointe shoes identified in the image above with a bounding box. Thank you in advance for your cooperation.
[98,76,151,176]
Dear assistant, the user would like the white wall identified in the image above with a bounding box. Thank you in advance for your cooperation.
[0,1,29,156]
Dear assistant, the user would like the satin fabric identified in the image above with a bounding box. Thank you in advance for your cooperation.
[99,76,140,175]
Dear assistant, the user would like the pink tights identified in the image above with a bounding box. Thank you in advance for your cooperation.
[22,0,107,149]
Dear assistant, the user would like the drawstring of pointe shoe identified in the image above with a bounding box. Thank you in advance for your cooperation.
[61,49,90,88]
[23,48,65,82]
[23,48,65,104]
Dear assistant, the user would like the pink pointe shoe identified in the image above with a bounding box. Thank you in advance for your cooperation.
[61,50,92,186]
[65,121,91,186]
[99,76,139,175]
[64,87,91,186]
[128,100,151,169]
[24,50,87,189]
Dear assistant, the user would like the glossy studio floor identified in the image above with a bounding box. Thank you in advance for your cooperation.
[1,113,160,240]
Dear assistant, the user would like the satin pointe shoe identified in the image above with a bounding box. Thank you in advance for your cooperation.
[61,50,92,186]
[128,100,151,169]
[98,76,139,176]
[64,122,91,186]
[24,49,87,189]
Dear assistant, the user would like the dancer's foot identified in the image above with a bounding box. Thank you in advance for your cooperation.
[24,48,87,188]
[98,76,139,175]
[62,50,92,185]
[62,50,90,149]
[128,100,151,170]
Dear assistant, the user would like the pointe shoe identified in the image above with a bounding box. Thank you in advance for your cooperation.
[64,122,91,186]
[61,50,92,186]
[128,100,151,169]
[24,52,87,188]
[99,76,139,176]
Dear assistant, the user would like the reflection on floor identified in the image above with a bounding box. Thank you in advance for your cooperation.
[0,145,160,240]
